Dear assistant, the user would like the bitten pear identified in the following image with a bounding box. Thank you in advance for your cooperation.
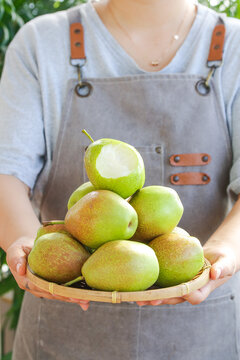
[65,190,138,249]
[83,130,145,198]
[149,233,204,287]
[129,186,184,242]
[28,232,90,283]
[82,240,159,291]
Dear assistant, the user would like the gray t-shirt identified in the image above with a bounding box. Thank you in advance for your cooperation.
[0,0,240,204]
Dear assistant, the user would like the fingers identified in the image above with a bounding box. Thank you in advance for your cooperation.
[79,303,90,311]
[156,298,186,305]
[136,297,186,306]
[69,297,90,310]
[23,282,91,309]
[182,277,227,305]
[24,280,90,308]
[7,242,33,276]
[210,255,236,280]
[6,238,91,309]
[136,301,150,306]
[203,243,237,280]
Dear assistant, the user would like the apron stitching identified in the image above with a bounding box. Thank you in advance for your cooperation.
[36,299,42,360]
[79,74,204,82]
[136,306,142,360]
[211,81,232,161]
[233,296,240,358]
[161,145,165,186]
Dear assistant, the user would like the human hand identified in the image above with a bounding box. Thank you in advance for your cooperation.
[136,242,237,307]
[6,236,90,311]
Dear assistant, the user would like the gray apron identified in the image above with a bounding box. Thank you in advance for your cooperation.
[12,7,240,360]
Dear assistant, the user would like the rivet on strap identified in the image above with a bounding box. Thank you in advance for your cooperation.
[170,172,211,185]
[169,153,211,167]
[70,23,86,61]
[208,23,225,63]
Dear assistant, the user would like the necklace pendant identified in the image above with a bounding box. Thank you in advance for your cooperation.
[151,60,160,67]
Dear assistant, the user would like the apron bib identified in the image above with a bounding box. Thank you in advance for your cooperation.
[12,6,240,360]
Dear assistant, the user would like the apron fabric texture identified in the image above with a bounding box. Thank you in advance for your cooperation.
[13,7,240,360]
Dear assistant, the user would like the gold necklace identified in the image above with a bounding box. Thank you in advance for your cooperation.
[107,3,190,68]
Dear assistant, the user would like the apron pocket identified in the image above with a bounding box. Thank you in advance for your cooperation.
[138,293,239,360]
[136,145,164,187]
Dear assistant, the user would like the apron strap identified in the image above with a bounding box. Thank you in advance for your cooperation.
[67,7,86,64]
[67,6,92,97]
[196,17,225,96]
[70,23,86,61]
[207,17,225,66]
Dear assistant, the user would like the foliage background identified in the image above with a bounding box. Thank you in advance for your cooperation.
[0,0,240,359]
[1,0,240,75]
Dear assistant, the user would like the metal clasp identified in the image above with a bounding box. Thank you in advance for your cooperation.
[195,66,216,96]
[70,58,92,98]
[75,64,92,97]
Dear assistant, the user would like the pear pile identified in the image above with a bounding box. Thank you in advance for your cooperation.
[28,130,204,292]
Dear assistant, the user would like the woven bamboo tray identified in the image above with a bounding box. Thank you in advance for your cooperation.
[27,259,211,303]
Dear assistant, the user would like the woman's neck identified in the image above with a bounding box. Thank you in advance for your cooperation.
[92,0,197,72]
[93,0,193,36]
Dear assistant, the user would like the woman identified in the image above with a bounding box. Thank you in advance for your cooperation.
[1,0,240,358]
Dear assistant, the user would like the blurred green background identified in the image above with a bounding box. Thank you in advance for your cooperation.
[1,0,240,75]
[0,0,240,359]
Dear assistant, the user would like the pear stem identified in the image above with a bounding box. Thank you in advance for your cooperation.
[42,220,65,227]
[62,276,84,287]
[82,129,94,143]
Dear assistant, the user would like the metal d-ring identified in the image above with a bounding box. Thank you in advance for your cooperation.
[195,67,216,96]
[75,81,93,97]
[74,63,92,98]
[195,79,211,96]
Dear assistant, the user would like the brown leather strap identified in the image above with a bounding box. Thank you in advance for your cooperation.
[169,153,211,167]
[70,23,86,60]
[208,23,225,62]
[170,172,211,185]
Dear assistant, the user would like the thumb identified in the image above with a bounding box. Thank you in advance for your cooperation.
[210,255,236,280]
[7,245,32,276]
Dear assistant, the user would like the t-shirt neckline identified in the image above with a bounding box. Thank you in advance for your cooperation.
[84,1,208,74]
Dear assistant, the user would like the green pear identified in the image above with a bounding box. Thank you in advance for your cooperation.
[67,182,95,209]
[82,240,159,291]
[172,227,190,237]
[146,226,190,245]
[129,186,184,242]
[28,232,90,283]
[149,233,204,287]
[82,130,145,198]
[65,190,138,249]
[35,221,69,243]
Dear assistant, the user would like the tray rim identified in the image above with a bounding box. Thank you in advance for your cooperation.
[26,258,211,303]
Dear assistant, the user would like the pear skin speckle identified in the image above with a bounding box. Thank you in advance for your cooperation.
[82,240,159,291]
[65,190,138,248]
[149,233,204,287]
[130,186,184,242]
[29,232,90,283]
